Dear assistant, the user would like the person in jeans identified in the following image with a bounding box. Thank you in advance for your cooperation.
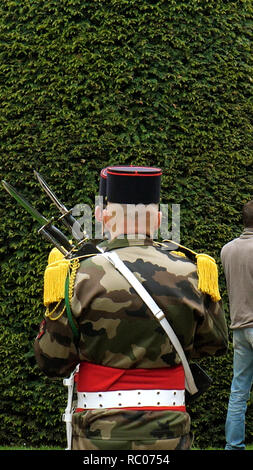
[221,200,253,450]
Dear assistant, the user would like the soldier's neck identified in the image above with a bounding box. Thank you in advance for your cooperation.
[110,231,153,240]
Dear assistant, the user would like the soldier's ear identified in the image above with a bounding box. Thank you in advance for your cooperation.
[102,206,116,226]
[101,207,113,227]
[95,205,103,222]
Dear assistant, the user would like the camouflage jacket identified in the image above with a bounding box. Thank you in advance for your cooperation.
[34,237,228,450]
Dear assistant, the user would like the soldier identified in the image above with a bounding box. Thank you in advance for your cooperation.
[34,165,228,450]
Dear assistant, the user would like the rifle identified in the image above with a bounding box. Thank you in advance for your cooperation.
[2,173,100,258]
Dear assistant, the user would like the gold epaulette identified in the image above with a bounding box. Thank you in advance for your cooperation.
[159,240,221,303]
[43,247,82,339]
[43,247,94,308]
[43,247,71,307]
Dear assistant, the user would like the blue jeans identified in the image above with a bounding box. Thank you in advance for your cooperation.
[225,328,253,450]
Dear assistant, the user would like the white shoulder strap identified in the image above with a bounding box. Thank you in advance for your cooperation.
[102,250,198,395]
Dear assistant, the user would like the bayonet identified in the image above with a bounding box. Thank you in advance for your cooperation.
[34,171,85,241]
[2,180,72,255]
[34,170,68,215]
[3,179,48,226]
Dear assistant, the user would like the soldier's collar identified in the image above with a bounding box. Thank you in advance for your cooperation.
[98,235,154,252]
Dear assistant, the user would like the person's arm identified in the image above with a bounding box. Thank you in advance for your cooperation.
[191,295,228,359]
[34,300,79,377]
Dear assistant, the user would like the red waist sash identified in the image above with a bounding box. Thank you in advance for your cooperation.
[75,362,186,412]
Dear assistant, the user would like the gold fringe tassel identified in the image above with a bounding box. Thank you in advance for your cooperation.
[161,240,221,303]
[196,253,221,302]
[43,248,71,307]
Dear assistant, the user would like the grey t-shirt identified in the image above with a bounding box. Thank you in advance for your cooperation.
[221,228,253,329]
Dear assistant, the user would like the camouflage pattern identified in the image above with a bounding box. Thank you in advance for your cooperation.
[71,409,192,450]
[34,237,228,450]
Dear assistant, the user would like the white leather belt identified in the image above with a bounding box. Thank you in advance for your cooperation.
[77,389,185,409]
